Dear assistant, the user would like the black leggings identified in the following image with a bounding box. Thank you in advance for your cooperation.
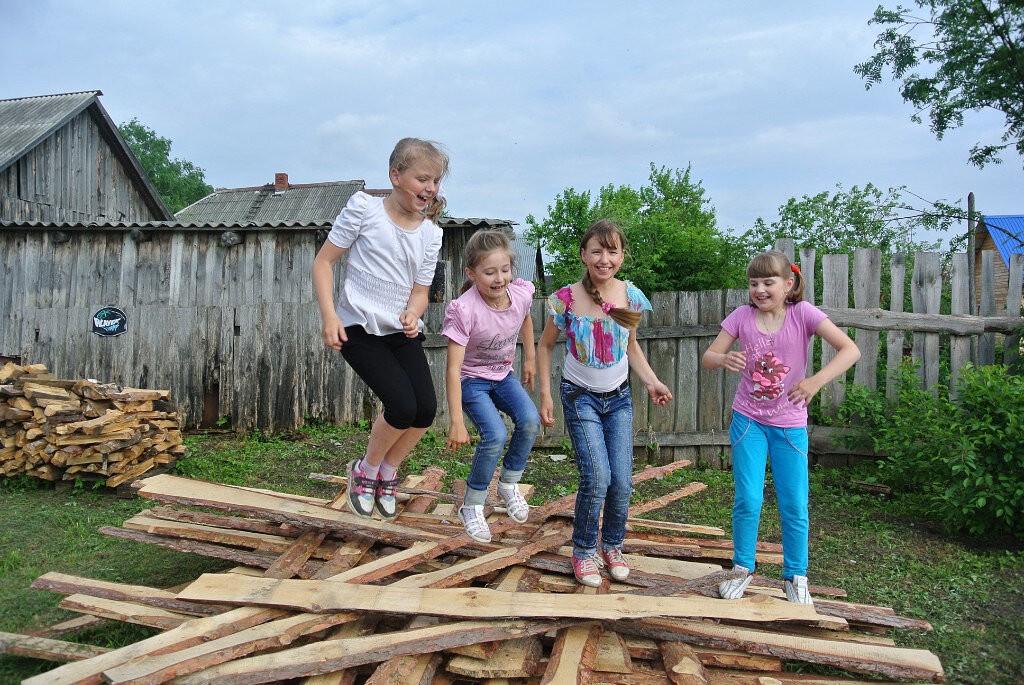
[340,325,437,430]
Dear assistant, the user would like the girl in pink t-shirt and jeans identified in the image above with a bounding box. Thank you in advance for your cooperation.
[443,230,540,543]
[702,250,859,605]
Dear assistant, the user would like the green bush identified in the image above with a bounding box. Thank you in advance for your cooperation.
[838,361,1024,537]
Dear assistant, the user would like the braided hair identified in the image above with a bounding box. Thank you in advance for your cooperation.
[579,220,642,329]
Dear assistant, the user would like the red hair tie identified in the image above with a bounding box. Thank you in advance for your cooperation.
[791,264,800,274]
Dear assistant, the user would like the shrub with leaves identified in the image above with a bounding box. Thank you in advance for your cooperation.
[838,361,1024,537]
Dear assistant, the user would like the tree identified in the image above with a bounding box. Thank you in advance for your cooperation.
[742,182,954,256]
[854,1,1024,169]
[118,118,214,213]
[526,164,746,295]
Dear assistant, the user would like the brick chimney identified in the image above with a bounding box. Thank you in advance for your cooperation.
[274,172,289,194]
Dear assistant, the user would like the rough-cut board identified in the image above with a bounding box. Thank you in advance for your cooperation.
[172,618,574,685]
[446,636,544,679]
[58,594,193,631]
[616,617,944,682]
[177,574,821,623]
[135,474,448,546]
[0,631,111,662]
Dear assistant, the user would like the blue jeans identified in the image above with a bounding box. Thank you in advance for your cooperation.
[729,410,809,579]
[560,380,634,558]
[461,374,540,505]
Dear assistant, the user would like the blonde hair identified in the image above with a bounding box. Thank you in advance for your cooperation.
[389,138,449,223]
[746,250,805,305]
[579,220,642,329]
[460,230,517,295]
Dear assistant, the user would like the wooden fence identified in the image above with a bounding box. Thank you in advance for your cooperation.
[2,227,1021,466]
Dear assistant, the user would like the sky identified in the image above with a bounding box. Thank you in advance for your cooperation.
[4,1,1021,244]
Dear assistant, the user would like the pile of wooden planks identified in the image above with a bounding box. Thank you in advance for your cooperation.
[1,460,946,684]
[0,362,184,485]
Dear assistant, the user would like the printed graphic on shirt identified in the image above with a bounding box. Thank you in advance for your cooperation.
[473,331,519,372]
[749,351,790,401]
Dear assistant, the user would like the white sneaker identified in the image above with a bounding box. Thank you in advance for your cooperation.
[718,565,753,599]
[785,575,813,605]
[458,505,492,543]
[496,481,529,522]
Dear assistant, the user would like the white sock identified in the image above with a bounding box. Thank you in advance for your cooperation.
[378,461,398,482]
[359,458,381,480]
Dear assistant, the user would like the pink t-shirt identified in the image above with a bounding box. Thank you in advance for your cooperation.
[721,300,829,428]
[442,279,535,381]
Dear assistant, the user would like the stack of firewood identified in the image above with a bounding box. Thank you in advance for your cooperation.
[1,460,946,684]
[0,362,184,485]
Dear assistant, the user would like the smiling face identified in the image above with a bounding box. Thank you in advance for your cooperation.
[581,235,624,285]
[466,249,513,307]
[748,275,794,314]
[389,158,443,215]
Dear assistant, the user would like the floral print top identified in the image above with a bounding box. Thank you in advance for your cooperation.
[545,282,652,368]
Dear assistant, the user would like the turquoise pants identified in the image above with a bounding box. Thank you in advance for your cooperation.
[729,410,809,579]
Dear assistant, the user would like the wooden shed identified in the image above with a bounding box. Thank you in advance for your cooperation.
[0,91,172,222]
[974,215,1024,314]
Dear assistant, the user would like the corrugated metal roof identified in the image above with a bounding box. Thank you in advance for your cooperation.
[980,215,1024,283]
[175,181,364,223]
[0,218,331,231]
[0,91,100,171]
[437,217,516,229]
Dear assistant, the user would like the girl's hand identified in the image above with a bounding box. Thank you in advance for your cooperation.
[522,358,536,391]
[646,380,673,406]
[399,309,420,337]
[321,316,348,351]
[539,394,555,427]
[788,378,822,408]
[720,350,746,372]
[446,422,471,452]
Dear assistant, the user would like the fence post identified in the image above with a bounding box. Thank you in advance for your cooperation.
[911,253,942,394]
[1005,253,1024,368]
[978,250,996,366]
[886,253,906,399]
[800,247,816,381]
[821,253,849,416]
[853,248,881,390]
[774,238,795,263]
[949,253,972,397]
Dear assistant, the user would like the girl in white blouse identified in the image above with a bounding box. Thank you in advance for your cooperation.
[312,138,448,520]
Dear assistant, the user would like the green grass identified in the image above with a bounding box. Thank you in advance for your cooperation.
[1,428,1022,684]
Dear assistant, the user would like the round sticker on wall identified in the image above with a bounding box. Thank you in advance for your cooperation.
[92,306,128,337]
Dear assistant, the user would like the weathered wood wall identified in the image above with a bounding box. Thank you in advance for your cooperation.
[0,107,164,223]
[2,228,1022,466]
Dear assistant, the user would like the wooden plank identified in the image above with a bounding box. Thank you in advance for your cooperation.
[541,621,603,685]
[177,574,821,623]
[0,631,111,663]
[30,571,223,616]
[628,482,707,517]
[660,640,708,685]
[1004,253,1023,367]
[174,618,571,685]
[447,637,544,679]
[593,629,633,673]
[21,606,289,685]
[616,617,944,682]
[626,518,725,537]
[58,594,193,631]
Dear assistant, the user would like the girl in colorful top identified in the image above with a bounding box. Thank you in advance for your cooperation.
[537,219,673,587]
[312,138,447,520]
[442,230,540,543]
[702,250,860,604]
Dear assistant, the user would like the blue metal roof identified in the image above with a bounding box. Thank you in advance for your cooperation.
[980,215,1024,283]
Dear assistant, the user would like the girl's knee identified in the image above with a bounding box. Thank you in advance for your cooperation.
[517,412,540,440]
[477,423,508,452]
